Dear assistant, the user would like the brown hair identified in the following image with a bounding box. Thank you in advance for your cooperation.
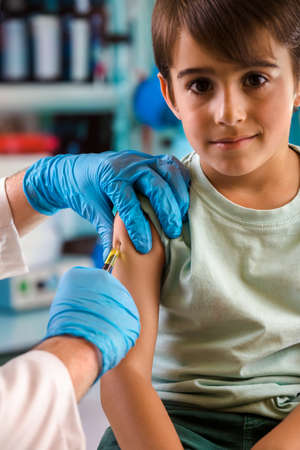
[152,0,300,87]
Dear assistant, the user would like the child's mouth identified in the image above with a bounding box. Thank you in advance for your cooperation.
[209,134,258,149]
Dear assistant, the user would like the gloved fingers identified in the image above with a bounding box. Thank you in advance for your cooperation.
[154,155,190,219]
[97,223,113,262]
[47,267,141,374]
[94,150,189,250]
[90,201,115,261]
[68,192,115,261]
[47,304,140,340]
[93,201,117,261]
[51,267,139,317]
[135,170,183,238]
[102,180,153,254]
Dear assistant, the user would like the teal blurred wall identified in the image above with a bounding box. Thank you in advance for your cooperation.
[290,111,300,146]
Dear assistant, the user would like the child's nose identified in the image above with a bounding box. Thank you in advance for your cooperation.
[214,88,247,126]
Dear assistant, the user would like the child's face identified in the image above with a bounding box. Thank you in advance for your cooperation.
[159,28,300,180]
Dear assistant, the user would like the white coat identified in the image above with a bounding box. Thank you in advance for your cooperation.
[0,177,86,450]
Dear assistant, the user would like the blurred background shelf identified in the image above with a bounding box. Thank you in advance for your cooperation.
[0,0,149,151]
[0,82,131,113]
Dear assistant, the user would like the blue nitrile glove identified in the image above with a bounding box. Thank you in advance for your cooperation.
[23,150,190,259]
[45,266,140,376]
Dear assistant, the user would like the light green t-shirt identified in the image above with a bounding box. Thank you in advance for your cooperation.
[143,145,300,420]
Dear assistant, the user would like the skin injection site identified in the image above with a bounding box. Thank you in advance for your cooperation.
[1,0,300,449]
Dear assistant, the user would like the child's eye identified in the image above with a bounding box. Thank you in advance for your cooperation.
[188,78,213,94]
[244,73,268,88]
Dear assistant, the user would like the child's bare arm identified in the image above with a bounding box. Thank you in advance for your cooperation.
[100,213,183,450]
[252,404,300,450]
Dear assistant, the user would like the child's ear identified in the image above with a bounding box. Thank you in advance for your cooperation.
[157,73,181,120]
[293,80,300,110]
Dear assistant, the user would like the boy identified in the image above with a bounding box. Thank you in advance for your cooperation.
[99,0,300,449]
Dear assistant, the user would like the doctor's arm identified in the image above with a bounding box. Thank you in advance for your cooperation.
[5,169,45,236]
[0,266,140,449]
[35,335,100,402]
[100,214,183,450]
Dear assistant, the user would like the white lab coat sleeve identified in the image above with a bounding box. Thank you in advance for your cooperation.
[0,177,29,280]
[0,349,86,450]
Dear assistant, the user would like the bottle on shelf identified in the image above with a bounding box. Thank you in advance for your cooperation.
[30,0,62,82]
[69,0,92,82]
[90,1,107,82]
[1,0,29,82]
[99,0,131,84]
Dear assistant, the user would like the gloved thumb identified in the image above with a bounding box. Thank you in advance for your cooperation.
[97,223,113,262]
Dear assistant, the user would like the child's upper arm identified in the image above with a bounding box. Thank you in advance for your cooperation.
[111,213,165,378]
[100,214,183,450]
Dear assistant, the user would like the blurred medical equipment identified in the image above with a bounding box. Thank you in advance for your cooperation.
[134,70,179,130]
[0,256,92,311]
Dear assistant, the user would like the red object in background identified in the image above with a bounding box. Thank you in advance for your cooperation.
[0,133,60,154]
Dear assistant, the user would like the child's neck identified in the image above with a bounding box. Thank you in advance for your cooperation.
[202,147,300,210]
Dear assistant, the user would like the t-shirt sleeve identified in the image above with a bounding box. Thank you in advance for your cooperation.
[0,350,86,450]
[0,177,28,280]
[139,194,191,285]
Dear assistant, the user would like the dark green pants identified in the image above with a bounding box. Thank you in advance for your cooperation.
[98,400,279,450]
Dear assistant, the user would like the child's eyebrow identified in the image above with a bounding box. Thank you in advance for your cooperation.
[177,61,279,79]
